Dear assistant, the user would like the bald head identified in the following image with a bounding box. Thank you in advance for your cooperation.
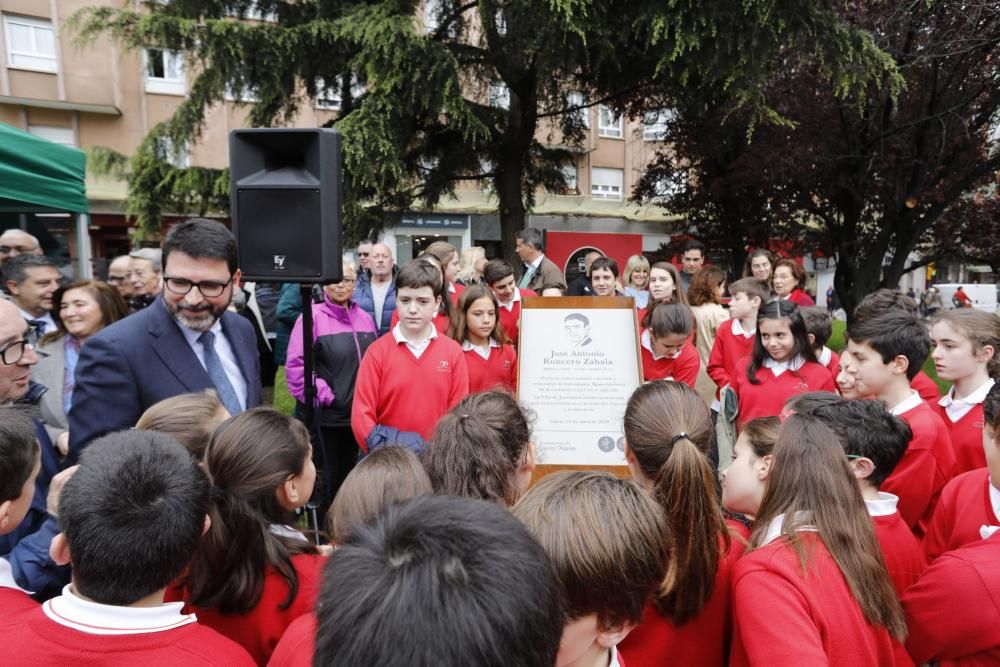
[369,243,394,281]
[0,230,41,265]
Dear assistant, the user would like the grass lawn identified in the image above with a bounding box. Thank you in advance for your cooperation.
[829,320,948,393]
[273,366,295,415]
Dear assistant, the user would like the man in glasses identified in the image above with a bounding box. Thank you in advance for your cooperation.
[105,255,135,301]
[68,219,262,463]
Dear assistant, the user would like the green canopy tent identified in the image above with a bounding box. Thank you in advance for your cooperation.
[0,122,92,277]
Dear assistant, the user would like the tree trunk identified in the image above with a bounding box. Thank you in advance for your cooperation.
[497,162,527,273]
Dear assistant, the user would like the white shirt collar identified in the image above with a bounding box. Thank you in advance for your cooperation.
[761,512,817,545]
[269,523,308,543]
[43,585,196,635]
[16,306,55,331]
[0,557,31,594]
[609,645,623,667]
[763,355,805,376]
[498,287,523,311]
[392,322,437,358]
[640,329,681,360]
[982,482,1000,540]
[940,378,995,409]
[462,337,500,361]
[889,390,924,416]
[528,254,544,270]
[731,318,756,337]
[864,492,899,518]
[448,282,456,294]
[817,346,833,366]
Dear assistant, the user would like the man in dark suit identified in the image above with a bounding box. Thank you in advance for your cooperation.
[515,227,568,293]
[68,219,261,463]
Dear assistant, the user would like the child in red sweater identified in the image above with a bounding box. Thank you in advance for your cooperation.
[803,396,928,597]
[844,311,956,537]
[171,409,324,664]
[513,472,670,667]
[923,383,1000,561]
[0,429,254,665]
[731,300,836,425]
[639,302,700,386]
[0,410,43,614]
[929,309,999,475]
[721,416,779,521]
[730,415,906,666]
[619,381,746,667]
[424,390,536,505]
[352,260,470,450]
[449,284,517,393]
[483,258,535,346]
[707,277,767,395]
[801,306,841,375]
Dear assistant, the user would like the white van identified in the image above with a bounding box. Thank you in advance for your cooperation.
[933,284,999,314]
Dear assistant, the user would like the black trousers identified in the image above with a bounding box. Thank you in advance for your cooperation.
[311,425,360,520]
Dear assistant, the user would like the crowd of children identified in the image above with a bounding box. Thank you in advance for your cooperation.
[1,248,999,666]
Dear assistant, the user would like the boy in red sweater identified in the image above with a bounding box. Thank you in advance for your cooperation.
[801,306,840,375]
[923,383,1000,561]
[483,258,536,347]
[844,311,956,537]
[0,410,43,614]
[807,397,927,596]
[352,260,470,451]
[707,277,767,394]
[0,429,253,665]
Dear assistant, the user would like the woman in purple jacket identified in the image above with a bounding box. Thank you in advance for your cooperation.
[286,261,378,514]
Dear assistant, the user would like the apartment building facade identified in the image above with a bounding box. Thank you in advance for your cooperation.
[0,0,681,280]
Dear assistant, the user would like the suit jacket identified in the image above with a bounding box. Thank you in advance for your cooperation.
[68,298,262,462]
[526,255,567,292]
[32,337,69,444]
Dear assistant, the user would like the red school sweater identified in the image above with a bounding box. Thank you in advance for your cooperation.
[497,289,535,347]
[351,333,470,447]
[730,356,836,425]
[706,320,755,391]
[463,344,517,393]
[268,612,315,667]
[881,401,956,538]
[168,553,325,665]
[933,401,987,475]
[872,511,927,598]
[923,468,999,562]
[639,340,700,386]
[0,585,38,615]
[730,532,898,667]
[618,520,748,667]
[912,370,942,403]
[0,606,254,666]
[903,532,1000,667]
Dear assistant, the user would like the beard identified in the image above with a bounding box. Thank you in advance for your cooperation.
[165,298,229,332]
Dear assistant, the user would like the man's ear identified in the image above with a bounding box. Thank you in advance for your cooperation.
[891,354,910,377]
[50,533,71,566]
[849,457,876,482]
[0,500,11,532]
[596,621,638,648]
[4,280,18,296]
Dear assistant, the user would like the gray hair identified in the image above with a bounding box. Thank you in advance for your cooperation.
[129,248,163,274]
[3,254,58,285]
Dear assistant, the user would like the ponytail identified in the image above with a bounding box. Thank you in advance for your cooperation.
[186,408,317,614]
[624,381,729,625]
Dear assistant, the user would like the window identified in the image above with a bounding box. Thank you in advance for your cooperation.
[643,109,674,141]
[488,82,510,110]
[4,15,57,72]
[227,3,278,21]
[225,82,259,103]
[145,49,186,95]
[157,137,189,169]
[591,167,623,200]
[598,105,622,138]
[28,125,74,146]
[566,91,589,128]
[561,164,578,193]
[315,76,365,111]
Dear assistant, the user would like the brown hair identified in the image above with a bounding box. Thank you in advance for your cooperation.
[424,241,458,273]
[687,266,726,307]
[327,446,432,543]
[424,391,532,506]
[187,408,317,614]
[800,306,833,348]
[643,301,694,336]
[42,280,128,345]
[739,417,780,458]
[773,258,807,291]
[742,248,774,279]
[751,414,906,641]
[623,381,729,625]
[513,471,671,630]
[727,277,770,306]
[932,309,1000,378]
[135,390,228,460]
[853,287,919,322]
[648,262,689,307]
[448,283,510,345]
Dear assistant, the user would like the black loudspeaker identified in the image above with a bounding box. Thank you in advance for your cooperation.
[229,128,343,282]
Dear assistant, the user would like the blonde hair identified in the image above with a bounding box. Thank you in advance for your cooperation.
[456,246,486,283]
[623,255,651,289]
[136,390,228,460]
[932,309,1000,378]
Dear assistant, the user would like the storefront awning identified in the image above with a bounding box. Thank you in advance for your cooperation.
[0,122,88,214]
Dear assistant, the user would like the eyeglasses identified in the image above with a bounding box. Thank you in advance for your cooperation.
[0,327,38,365]
[163,275,233,298]
[107,274,127,284]
[357,252,370,257]
[0,245,37,255]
